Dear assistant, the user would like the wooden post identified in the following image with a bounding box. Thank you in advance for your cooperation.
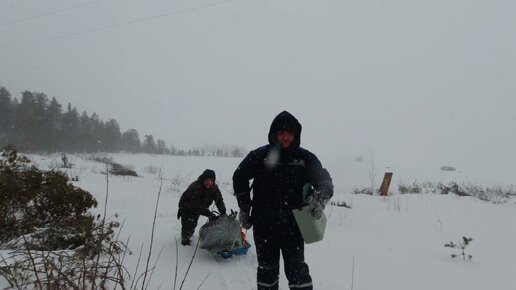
[379,172,393,196]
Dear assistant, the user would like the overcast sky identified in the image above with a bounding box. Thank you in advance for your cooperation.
[1,0,515,179]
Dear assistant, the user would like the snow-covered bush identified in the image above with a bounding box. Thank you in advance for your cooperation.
[0,146,134,289]
[0,217,128,290]
[438,181,513,203]
[0,145,98,250]
[438,182,469,196]
[352,186,374,195]
[398,180,422,194]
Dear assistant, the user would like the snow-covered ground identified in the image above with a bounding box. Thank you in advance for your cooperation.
[2,152,516,290]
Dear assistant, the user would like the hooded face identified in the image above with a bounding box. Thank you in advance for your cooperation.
[198,169,216,188]
[276,130,295,149]
[268,111,302,149]
[203,178,214,189]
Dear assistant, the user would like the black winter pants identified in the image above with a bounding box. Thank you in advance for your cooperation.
[180,212,200,244]
[253,213,313,290]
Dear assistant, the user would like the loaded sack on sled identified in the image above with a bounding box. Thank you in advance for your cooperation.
[198,211,251,258]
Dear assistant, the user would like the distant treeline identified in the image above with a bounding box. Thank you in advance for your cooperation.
[0,86,246,157]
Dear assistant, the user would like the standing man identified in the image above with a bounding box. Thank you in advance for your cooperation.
[233,111,333,290]
[178,169,226,246]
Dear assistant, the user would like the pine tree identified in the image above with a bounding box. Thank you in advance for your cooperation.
[104,119,122,152]
[156,139,168,154]
[14,91,40,151]
[61,103,80,151]
[0,87,13,146]
[33,92,51,151]
[143,135,156,154]
[121,129,141,153]
[46,97,63,151]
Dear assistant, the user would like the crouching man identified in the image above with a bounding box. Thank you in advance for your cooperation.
[177,169,226,246]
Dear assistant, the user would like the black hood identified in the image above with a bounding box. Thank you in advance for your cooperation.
[198,169,216,182]
[268,111,302,148]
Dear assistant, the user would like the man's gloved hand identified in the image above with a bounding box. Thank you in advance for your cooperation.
[202,208,216,220]
[238,208,252,230]
[208,212,218,221]
[309,189,331,219]
[177,208,182,220]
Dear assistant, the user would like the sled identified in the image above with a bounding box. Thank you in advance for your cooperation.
[199,211,252,258]
[216,225,251,259]
[217,241,252,258]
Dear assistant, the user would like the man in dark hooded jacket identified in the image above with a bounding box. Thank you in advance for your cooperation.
[178,169,226,246]
[233,111,333,290]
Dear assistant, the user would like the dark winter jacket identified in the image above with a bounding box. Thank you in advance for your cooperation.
[233,111,333,223]
[178,171,226,217]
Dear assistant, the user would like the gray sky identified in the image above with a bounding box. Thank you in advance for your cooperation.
[1,0,515,178]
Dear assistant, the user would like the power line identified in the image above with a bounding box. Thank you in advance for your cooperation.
[0,0,106,28]
[0,0,239,49]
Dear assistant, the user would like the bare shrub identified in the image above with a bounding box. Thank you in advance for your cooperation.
[330,200,351,208]
[60,154,73,169]
[86,154,138,176]
[0,220,128,290]
[445,236,473,260]
[367,151,377,194]
[109,163,138,177]
[166,171,192,194]
[421,181,439,193]
[144,165,159,175]
[87,154,114,165]
[398,180,422,194]
[352,187,374,195]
